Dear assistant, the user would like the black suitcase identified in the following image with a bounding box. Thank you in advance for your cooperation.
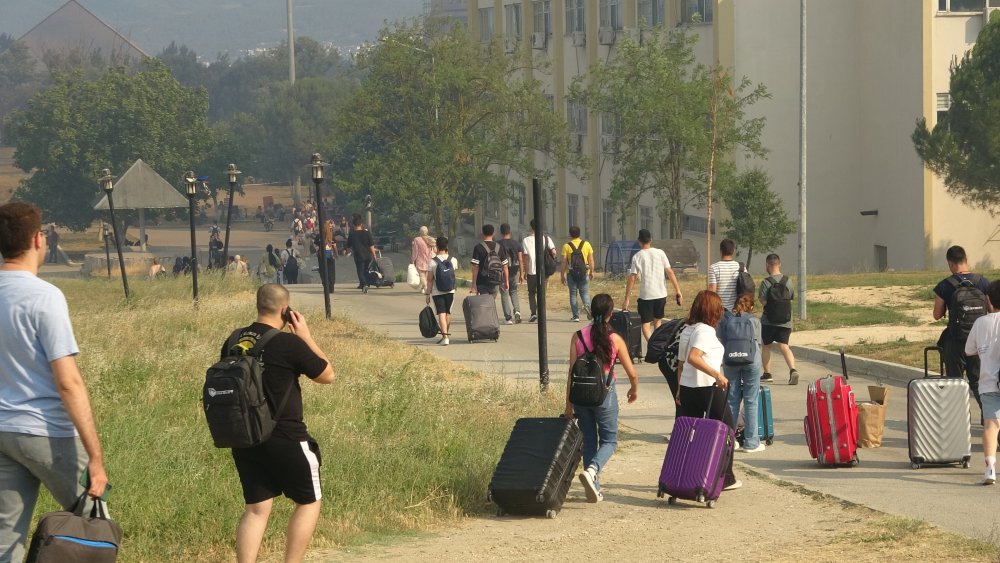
[610,310,642,362]
[367,253,395,288]
[488,417,583,518]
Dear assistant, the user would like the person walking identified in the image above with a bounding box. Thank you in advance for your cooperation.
[720,294,765,453]
[963,279,1000,485]
[563,293,639,503]
[0,203,109,561]
[758,254,799,385]
[560,226,595,322]
[675,290,741,491]
[280,239,301,285]
[315,220,337,294]
[622,229,684,339]
[346,217,377,293]
[46,225,60,264]
[256,245,279,285]
[470,224,510,299]
[411,226,436,293]
[933,245,990,413]
[425,236,459,346]
[521,219,556,323]
[708,239,741,311]
[497,223,524,324]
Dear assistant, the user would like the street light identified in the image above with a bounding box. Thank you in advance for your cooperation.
[100,169,129,299]
[223,163,241,271]
[310,153,332,320]
[184,171,200,306]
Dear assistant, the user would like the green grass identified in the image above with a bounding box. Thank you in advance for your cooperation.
[34,274,560,561]
[794,302,922,331]
[824,337,939,371]
[809,270,1000,290]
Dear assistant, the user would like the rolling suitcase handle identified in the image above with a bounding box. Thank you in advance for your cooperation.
[839,347,849,381]
[923,346,945,378]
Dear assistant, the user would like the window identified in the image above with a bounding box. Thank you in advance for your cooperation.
[600,0,623,30]
[602,199,615,242]
[638,0,666,26]
[682,213,716,235]
[566,0,586,34]
[516,185,526,224]
[583,196,590,240]
[661,216,670,239]
[938,0,986,11]
[640,206,653,233]
[682,0,713,23]
[480,7,495,42]
[534,1,552,36]
[601,113,621,137]
[937,92,951,124]
[568,194,579,229]
[505,3,522,38]
[567,101,588,134]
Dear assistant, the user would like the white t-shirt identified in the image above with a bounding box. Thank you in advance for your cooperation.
[965,312,1000,396]
[709,260,741,310]
[428,255,460,296]
[678,322,724,388]
[521,234,555,276]
[628,247,672,300]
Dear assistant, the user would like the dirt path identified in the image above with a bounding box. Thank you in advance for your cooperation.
[795,285,941,347]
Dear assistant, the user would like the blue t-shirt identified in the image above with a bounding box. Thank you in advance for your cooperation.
[933,273,991,307]
[0,271,80,437]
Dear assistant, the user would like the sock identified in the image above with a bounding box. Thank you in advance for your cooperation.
[987,456,996,469]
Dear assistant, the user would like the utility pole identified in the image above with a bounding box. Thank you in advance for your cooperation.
[287,0,296,85]
[798,0,808,320]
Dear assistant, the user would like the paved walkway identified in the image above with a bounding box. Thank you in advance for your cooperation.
[287,278,998,544]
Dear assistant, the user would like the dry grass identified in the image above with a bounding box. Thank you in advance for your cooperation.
[825,337,939,371]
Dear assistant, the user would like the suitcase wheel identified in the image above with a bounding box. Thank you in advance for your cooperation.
[850,454,859,467]
[545,509,557,519]
[706,500,716,509]
[695,493,705,503]
[667,496,677,505]
[911,462,921,470]
[765,438,773,446]
[962,459,971,469]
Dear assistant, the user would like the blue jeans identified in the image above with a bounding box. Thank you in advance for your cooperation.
[725,359,763,449]
[567,276,591,318]
[573,383,619,487]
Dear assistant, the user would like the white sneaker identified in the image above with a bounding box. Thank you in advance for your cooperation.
[440,338,450,346]
[504,319,514,325]
[514,311,522,323]
[738,444,766,453]
[579,467,600,503]
[723,480,743,491]
[984,467,996,485]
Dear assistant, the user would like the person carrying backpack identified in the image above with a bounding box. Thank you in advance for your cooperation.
[564,293,639,503]
[708,239,742,311]
[470,224,510,298]
[425,236,460,346]
[218,284,334,563]
[933,245,990,412]
[560,226,595,322]
[521,219,557,323]
[719,294,765,453]
[757,253,798,385]
[497,223,524,324]
[280,239,300,284]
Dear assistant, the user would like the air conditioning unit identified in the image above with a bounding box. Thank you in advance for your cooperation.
[531,31,547,50]
[598,28,616,45]
[986,6,1000,22]
[572,31,587,47]
[600,135,618,154]
[503,37,518,54]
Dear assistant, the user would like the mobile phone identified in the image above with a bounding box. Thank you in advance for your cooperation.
[79,468,112,501]
[282,306,294,324]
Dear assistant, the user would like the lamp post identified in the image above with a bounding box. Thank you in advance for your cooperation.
[223,163,241,271]
[184,171,200,306]
[310,153,332,320]
[102,222,111,278]
[100,169,129,299]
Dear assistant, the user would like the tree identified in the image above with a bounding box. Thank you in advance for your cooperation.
[335,18,581,239]
[913,13,1000,212]
[719,168,796,269]
[7,60,211,229]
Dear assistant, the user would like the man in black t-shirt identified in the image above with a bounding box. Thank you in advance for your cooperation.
[497,223,523,324]
[222,283,334,562]
[346,217,377,292]
[470,224,510,297]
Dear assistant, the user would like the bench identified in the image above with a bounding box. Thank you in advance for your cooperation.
[656,239,699,273]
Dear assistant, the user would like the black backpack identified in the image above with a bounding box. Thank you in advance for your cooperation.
[433,256,456,292]
[568,330,610,406]
[541,237,558,277]
[763,275,792,324]
[645,318,686,364]
[501,240,521,274]
[568,241,588,282]
[283,249,299,278]
[203,328,288,449]
[947,275,987,340]
[722,313,757,366]
[419,306,440,338]
[480,242,504,286]
[735,262,755,298]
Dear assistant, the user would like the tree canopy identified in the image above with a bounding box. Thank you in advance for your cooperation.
[720,167,796,268]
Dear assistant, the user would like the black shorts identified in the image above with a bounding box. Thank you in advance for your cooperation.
[637,298,666,324]
[761,325,792,345]
[432,293,455,315]
[232,436,322,505]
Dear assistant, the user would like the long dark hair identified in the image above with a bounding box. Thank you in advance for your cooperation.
[588,293,615,366]
[267,244,279,268]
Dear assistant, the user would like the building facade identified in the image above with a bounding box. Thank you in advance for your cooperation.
[464,0,1000,273]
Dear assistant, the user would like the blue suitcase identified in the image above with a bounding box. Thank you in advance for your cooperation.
[736,386,774,447]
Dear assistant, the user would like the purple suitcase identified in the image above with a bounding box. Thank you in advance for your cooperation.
[657,416,734,508]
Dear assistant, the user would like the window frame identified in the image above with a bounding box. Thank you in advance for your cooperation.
[600,0,623,30]
[480,7,495,42]
[682,0,713,24]
[505,3,522,39]
[566,0,586,34]
[534,0,553,36]
[637,0,666,27]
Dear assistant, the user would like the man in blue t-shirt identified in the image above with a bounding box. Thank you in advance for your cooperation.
[932,245,991,411]
[0,203,109,561]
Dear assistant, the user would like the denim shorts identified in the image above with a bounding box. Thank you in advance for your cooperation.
[982,392,1000,421]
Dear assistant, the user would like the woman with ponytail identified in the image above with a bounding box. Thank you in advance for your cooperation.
[564,293,639,503]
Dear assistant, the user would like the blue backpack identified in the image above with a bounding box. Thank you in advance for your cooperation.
[433,256,456,292]
[722,313,757,367]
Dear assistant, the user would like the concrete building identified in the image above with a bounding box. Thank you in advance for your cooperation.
[463,0,1000,273]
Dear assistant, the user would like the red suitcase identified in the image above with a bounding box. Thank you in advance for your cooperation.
[803,349,859,466]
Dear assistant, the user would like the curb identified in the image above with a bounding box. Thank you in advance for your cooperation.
[790,345,933,386]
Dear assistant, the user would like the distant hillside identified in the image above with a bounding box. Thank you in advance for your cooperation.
[0,0,424,58]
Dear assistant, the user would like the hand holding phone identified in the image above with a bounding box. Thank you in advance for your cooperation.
[282,306,294,325]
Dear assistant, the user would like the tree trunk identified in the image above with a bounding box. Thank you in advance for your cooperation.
[747,247,754,270]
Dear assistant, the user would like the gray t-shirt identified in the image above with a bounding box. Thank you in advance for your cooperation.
[758,274,795,328]
[0,271,80,437]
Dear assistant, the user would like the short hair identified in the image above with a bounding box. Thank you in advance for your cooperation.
[500,223,511,235]
[720,239,735,257]
[482,224,495,237]
[353,216,363,227]
[686,290,724,328]
[530,219,538,231]
[569,225,581,238]
[733,293,756,314]
[765,254,781,269]
[946,245,967,265]
[257,283,289,315]
[988,280,1000,311]
[286,238,293,248]
[436,236,449,251]
[0,202,42,261]
[638,229,652,244]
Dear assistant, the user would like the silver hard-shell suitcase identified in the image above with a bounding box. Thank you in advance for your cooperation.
[907,346,972,469]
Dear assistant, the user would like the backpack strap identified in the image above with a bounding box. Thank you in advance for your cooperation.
[576,330,591,354]
[777,275,788,287]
